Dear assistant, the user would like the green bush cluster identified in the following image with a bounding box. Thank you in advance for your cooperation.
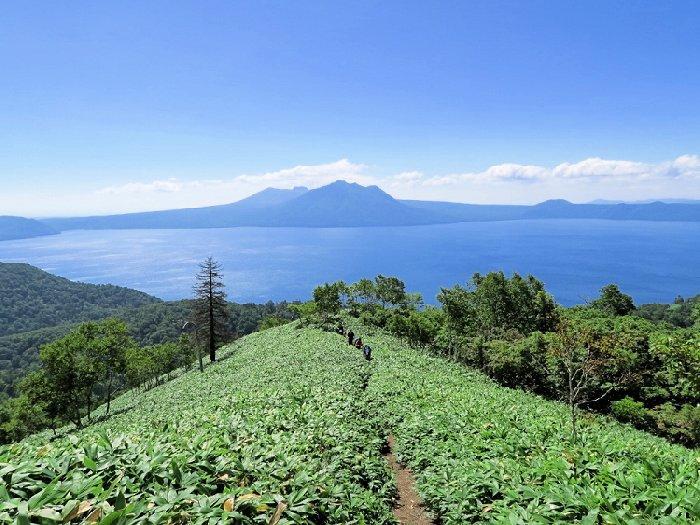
[0,321,195,444]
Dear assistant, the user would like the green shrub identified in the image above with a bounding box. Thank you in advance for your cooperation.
[650,403,700,447]
[258,316,290,331]
[611,396,650,428]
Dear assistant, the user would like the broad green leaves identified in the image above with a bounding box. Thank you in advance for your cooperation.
[0,325,395,524]
[365,329,700,524]
[1,323,698,523]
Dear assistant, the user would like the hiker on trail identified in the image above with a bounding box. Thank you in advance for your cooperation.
[347,330,354,345]
[354,337,363,349]
[363,344,372,361]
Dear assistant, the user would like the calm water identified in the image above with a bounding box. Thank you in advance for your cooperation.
[0,220,698,305]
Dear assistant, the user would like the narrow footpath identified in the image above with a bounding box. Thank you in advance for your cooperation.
[345,324,435,524]
[384,435,435,525]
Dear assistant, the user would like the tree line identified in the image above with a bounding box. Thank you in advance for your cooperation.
[304,274,700,447]
[0,259,298,398]
[0,258,297,443]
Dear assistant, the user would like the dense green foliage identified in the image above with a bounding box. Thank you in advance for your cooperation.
[0,299,296,398]
[0,325,396,524]
[2,323,698,523]
[634,294,700,328]
[0,320,193,443]
[590,284,635,316]
[438,271,559,339]
[363,328,700,523]
[307,273,700,446]
[433,305,700,447]
[0,263,157,337]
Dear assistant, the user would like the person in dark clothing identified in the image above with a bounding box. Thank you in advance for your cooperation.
[363,345,372,361]
[336,324,344,335]
[354,337,363,349]
[347,330,354,345]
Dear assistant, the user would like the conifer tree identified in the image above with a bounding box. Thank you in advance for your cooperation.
[191,257,230,362]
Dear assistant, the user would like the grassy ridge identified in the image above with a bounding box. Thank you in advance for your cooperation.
[1,325,395,524]
[2,322,699,523]
[363,328,700,524]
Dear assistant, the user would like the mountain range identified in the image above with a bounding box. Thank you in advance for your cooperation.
[2,180,700,239]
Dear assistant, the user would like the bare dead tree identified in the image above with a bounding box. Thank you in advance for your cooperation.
[555,321,617,444]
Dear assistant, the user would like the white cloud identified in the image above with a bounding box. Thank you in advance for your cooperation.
[5,155,699,216]
[552,158,651,180]
[391,171,424,183]
[667,154,700,177]
[99,178,201,195]
[233,158,371,187]
[383,154,700,204]
[423,163,549,186]
[97,159,372,199]
[412,155,700,190]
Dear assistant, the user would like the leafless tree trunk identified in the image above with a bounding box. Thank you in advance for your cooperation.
[557,322,615,444]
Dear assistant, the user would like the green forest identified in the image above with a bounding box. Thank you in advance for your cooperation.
[0,263,157,337]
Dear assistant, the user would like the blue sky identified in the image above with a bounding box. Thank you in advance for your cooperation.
[1,1,699,216]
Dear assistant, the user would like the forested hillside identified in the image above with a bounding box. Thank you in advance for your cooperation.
[0,299,295,397]
[1,323,698,523]
[0,263,157,337]
[0,264,296,398]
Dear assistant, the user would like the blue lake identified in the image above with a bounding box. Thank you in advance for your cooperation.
[0,220,698,305]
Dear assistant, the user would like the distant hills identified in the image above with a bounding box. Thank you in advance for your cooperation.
[0,216,57,241]
[2,180,700,240]
[588,198,700,205]
[409,198,700,222]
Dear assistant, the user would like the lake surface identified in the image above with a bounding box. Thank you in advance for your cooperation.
[0,220,698,305]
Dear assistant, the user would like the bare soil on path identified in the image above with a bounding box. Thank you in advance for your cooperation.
[384,434,435,525]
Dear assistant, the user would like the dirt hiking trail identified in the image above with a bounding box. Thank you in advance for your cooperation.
[384,434,435,525]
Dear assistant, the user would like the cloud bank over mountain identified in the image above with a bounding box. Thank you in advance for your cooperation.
[3,155,698,217]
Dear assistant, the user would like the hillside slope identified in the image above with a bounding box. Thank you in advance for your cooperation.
[0,264,295,396]
[365,328,700,523]
[0,263,159,337]
[2,323,698,523]
[3,325,397,523]
[0,216,57,241]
